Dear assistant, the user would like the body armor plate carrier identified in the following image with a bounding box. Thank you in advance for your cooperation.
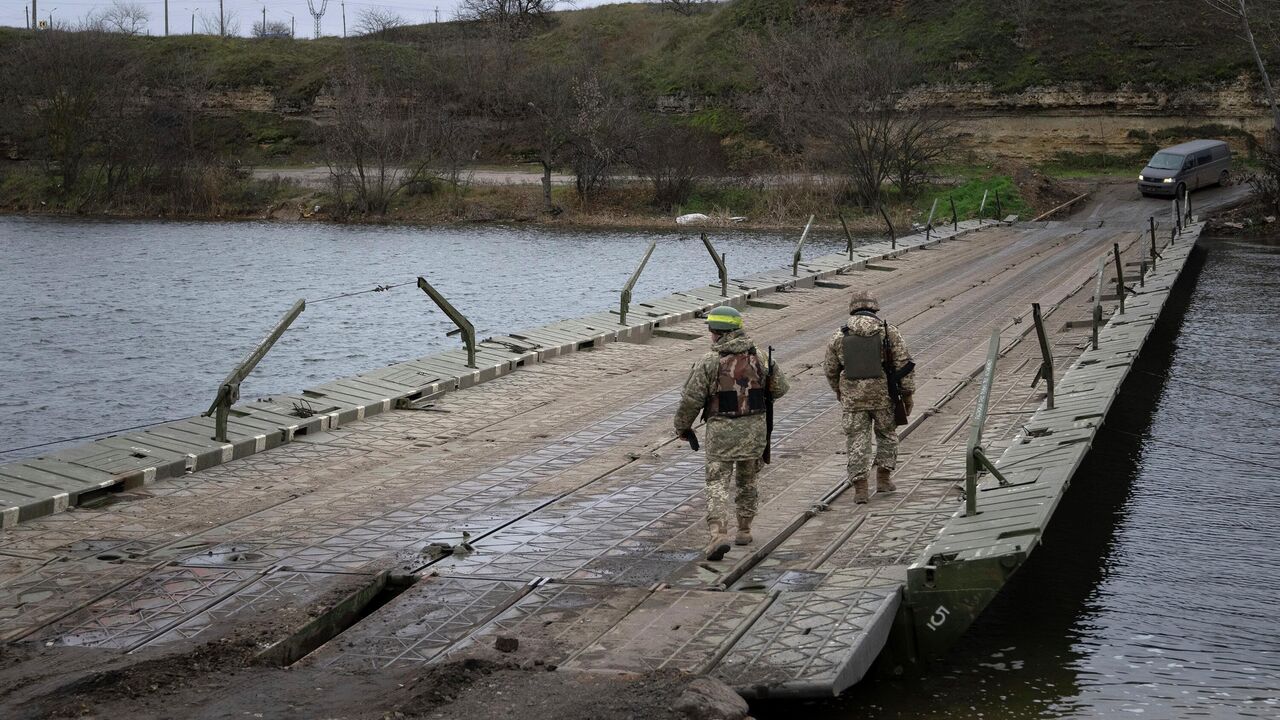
[706,348,769,418]
[841,327,884,380]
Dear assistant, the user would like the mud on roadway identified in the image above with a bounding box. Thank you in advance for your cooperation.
[0,581,691,720]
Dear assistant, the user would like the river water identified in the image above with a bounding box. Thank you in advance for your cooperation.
[757,235,1280,718]
[0,217,843,462]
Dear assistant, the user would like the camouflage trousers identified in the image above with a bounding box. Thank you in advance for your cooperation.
[705,459,760,526]
[842,408,898,480]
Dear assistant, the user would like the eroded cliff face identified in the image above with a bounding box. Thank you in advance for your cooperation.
[902,75,1270,161]
[203,77,1273,163]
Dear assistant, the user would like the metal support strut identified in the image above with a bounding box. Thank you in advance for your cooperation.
[1031,303,1054,410]
[978,190,989,225]
[417,276,476,368]
[792,215,814,276]
[838,212,855,261]
[965,328,1004,517]
[1092,256,1106,350]
[1149,216,1158,269]
[1113,242,1126,315]
[701,233,728,297]
[950,195,958,231]
[620,240,657,324]
[204,299,306,442]
[924,198,938,242]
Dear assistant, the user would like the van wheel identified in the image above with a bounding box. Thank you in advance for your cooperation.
[1219,170,1231,187]
[1176,182,1187,199]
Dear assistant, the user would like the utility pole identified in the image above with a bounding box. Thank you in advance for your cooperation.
[435,6,439,22]
[261,4,266,35]
[165,0,169,35]
[25,6,29,29]
[219,0,224,36]
[341,0,346,37]
[191,10,195,34]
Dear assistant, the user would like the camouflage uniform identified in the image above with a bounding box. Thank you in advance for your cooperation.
[823,311,915,486]
[674,330,790,527]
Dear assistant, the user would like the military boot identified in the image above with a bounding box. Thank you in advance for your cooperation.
[876,466,897,493]
[853,475,870,504]
[735,516,753,546]
[705,520,731,562]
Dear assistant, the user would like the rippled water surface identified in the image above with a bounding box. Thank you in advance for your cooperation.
[0,217,843,461]
[756,235,1280,718]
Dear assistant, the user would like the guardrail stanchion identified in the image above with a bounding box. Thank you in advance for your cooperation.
[965,328,1004,517]
[838,212,856,261]
[203,299,306,442]
[1149,217,1158,269]
[700,232,728,297]
[1185,187,1193,223]
[417,276,477,368]
[877,204,897,249]
[1031,303,1054,410]
[950,195,958,232]
[994,190,1003,220]
[925,198,938,243]
[792,214,814,276]
[619,239,658,324]
[1092,257,1106,350]
[978,190,989,225]
[1113,242,1126,315]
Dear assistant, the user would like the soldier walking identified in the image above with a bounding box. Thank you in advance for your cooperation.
[675,306,789,561]
[823,289,916,503]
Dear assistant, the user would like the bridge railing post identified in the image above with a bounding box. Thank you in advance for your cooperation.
[876,204,897,249]
[700,232,728,297]
[838,212,855,261]
[203,298,306,442]
[1031,303,1054,410]
[965,328,1005,517]
[978,190,989,225]
[1113,242,1126,315]
[1092,257,1106,350]
[1149,216,1158,269]
[994,190,1003,220]
[924,198,938,242]
[792,214,814,276]
[619,239,658,324]
[417,276,477,368]
[950,195,958,232]
[1184,186,1193,223]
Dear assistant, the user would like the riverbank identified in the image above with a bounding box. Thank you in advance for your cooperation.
[0,164,1080,233]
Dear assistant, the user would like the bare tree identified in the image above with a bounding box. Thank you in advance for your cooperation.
[354,8,407,37]
[745,16,946,209]
[632,121,723,210]
[566,73,636,205]
[458,0,559,30]
[252,19,293,38]
[323,62,438,216]
[91,1,151,35]
[517,61,577,214]
[199,9,240,36]
[1203,1,1280,134]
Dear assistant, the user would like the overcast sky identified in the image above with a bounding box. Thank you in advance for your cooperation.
[2,0,548,36]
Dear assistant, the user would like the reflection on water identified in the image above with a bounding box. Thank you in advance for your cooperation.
[0,217,844,461]
[754,235,1280,718]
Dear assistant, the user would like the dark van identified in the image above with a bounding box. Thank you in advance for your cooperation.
[1138,139,1232,197]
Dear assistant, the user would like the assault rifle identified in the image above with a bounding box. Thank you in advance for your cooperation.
[881,321,915,426]
[763,346,775,464]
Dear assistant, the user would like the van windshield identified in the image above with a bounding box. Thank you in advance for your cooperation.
[1148,152,1185,170]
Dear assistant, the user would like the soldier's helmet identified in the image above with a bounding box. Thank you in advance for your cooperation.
[706,306,744,331]
[848,289,880,313]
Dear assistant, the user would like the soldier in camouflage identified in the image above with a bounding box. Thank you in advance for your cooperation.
[675,306,789,561]
[823,289,916,503]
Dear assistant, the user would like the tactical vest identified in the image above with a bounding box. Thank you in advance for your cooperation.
[706,348,769,418]
[841,317,885,380]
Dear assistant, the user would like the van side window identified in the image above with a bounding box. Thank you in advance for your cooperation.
[1195,151,1212,165]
